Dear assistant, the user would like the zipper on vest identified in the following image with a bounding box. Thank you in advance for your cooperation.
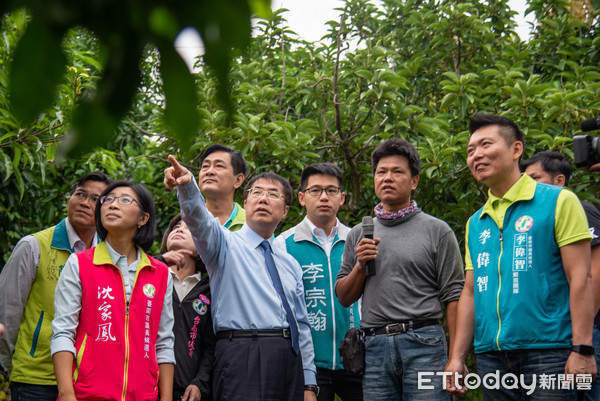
[495,226,504,351]
[122,310,130,401]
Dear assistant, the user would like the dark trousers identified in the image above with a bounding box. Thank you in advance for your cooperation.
[317,367,363,401]
[213,336,304,401]
[9,382,58,401]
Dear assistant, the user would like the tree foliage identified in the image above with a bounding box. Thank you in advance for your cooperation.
[1,0,270,157]
[1,0,599,264]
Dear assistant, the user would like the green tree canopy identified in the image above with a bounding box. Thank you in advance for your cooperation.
[1,0,599,270]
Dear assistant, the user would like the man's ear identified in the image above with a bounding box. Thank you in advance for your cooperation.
[282,205,290,219]
[298,191,306,207]
[411,174,420,191]
[553,174,566,187]
[233,174,245,190]
[512,141,524,161]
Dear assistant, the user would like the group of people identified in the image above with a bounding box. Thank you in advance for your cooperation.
[0,113,598,401]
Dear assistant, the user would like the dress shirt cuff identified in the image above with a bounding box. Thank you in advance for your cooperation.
[50,337,76,358]
[156,348,176,365]
[303,369,317,386]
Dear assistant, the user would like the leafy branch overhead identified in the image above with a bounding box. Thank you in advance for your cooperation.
[1,0,271,156]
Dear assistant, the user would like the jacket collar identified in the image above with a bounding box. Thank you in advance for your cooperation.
[92,241,153,269]
[480,174,537,219]
[50,218,73,252]
[293,216,349,243]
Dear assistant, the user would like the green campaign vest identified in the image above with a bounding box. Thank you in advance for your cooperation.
[11,219,72,384]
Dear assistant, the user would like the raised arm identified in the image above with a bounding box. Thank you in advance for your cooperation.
[164,155,225,273]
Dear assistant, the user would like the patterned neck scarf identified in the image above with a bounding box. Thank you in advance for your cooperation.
[374,200,418,220]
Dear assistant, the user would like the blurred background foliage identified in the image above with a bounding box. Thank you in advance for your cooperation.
[1,1,599,399]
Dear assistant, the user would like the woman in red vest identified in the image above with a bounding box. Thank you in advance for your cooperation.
[159,214,215,401]
[51,181,175,401]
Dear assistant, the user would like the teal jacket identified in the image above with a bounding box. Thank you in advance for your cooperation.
[276,218,360,370]
[467,182,571,353]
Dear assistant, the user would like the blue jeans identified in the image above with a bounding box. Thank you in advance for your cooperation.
[584,325,600,401]
[9,382,58,401]
[362,324,452,401]
[476,348,576,400]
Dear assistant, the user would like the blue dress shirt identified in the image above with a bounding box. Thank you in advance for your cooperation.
[178,180,317,385]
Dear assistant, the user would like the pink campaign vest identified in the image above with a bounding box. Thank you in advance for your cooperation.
[71,244,169,401]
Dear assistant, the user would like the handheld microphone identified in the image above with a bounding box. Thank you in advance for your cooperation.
[580,116,600,132]
[362,216,376,276]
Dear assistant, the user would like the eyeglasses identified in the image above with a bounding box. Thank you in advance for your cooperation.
[304,186,341,197]
[73,190,100,204]
[99,195,141,207]
[247,187,284,200]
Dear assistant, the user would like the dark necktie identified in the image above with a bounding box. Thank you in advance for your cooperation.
[259,240,300,354]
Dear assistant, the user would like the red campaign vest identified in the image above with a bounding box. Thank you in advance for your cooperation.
[72,243,169,401]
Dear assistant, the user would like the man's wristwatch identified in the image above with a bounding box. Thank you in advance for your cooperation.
[304,385,320,396]
[572,344,595,356]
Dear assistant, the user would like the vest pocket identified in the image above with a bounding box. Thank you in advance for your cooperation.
[74,334,89,383]
[29,311,45,357]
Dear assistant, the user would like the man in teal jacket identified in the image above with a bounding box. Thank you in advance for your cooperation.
[276,163,362,401]
[0,172,110,401]
[446,114,596,400]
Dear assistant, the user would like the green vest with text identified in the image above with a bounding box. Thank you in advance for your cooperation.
[11,218,73,384]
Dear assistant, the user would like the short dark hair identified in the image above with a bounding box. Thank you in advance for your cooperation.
[200,144,248,177]
[95,180,157,252]
[159,213,205,273]
[244,172,293,207]
[521,151,572,186]
[469,113,526,149]
[371,138,421,176]
[71,172,111,195]
[300,163,343,190]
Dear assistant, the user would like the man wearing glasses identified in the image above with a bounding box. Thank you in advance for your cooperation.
[164,156,318,401]
[275,163,362,401]
[0,172,110,401]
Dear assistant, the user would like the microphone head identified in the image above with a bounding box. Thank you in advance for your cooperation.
[581,116,600,132]
[362,216,374,236]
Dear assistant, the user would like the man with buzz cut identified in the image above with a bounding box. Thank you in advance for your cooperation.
[276,162,362,401]
[0,172,110,401]
[522,151,600,401]
[446,114,597,400]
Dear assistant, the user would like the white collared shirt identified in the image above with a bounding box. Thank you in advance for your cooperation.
[170,268,202,300]
[303,217,339,255]
[65,218,98,252]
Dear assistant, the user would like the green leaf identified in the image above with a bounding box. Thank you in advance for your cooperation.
[9,19,66,123]
[1,151,13,181]
[248,0,272,19]
[13,167,24,201]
